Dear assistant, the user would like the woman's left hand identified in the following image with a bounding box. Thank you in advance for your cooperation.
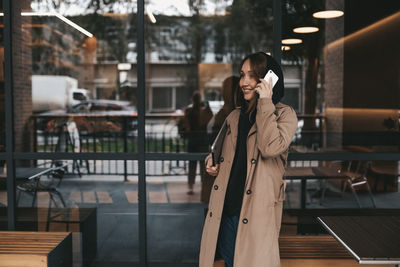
[256,78,273,99]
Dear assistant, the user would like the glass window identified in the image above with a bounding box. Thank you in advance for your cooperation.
[145,0,275,264]
[73,92,86,101]
[14,1,138,153]
[0,4,4,153]
[10,1,139,265]
[0,160,6,208]
[11,158,139,265]
[5,0,400,265]
[152,87,173,111]
[282,0,400,152]
[282,0,400,212]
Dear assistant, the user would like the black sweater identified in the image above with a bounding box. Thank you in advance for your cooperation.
[223,106,256,216]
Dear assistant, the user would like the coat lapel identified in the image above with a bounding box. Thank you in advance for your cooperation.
[248,123,257,137]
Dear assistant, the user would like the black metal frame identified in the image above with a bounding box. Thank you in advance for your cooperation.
[9,152,400,161]
[3,0,400,265]
[4,0,16,230]
[273,0,282,63]
[137,0,147,265]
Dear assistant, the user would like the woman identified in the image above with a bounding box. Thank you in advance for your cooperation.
[183,91,213,195]
[199,52,298,267]
[210,75,241,135]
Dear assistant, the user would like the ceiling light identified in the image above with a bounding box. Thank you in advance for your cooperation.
[293,27,319,33]
[146,6,156,23]
[281,46,291,51]
[13,11,94,37]
[282,38,302,45]
[313,10,344,19]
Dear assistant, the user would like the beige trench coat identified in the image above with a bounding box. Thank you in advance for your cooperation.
[199,98,298,267]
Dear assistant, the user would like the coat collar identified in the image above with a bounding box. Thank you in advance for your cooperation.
[226,102,282,140]
[226,108,258,140]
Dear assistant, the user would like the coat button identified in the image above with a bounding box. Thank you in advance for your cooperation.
[246,189,252,195]
[251,159,256,164]
[214,185,219,190]
[220,157,224,163]
[209,212,212,217]
[242,218,248,224]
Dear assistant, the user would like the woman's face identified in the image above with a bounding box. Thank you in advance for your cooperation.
[239,59,258,101]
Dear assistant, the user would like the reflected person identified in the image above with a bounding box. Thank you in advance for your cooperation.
[209,75,240,138]
[199,52,298,267]
[183,91,213,195]
[203,75,240,203]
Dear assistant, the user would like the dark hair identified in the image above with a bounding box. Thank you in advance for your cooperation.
[235,52,285,113]
[222,75,240,109]
[192,90,201,109]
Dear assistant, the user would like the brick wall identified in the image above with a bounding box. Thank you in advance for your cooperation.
[78,36,97,95]
[12,0,33,153]
[323,0,345,146]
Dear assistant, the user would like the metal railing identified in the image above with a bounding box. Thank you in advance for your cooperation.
[32,113,325,177]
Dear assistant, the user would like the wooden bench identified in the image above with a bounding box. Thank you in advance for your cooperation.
[214,235,389,267]
[0,231,72,267]
[280,235,351,259]
[0,207,97,266]
[280,235,391,266]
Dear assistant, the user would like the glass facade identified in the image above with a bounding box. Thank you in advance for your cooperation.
[0,2,6,233]
[11,158,139,265]
[1,0,399,266]
[5,1,140,265]
[0,8,3,153]
[280,0,400,217]
[144,1,275,264]
[282,0,400,152]
[14,1,138,153]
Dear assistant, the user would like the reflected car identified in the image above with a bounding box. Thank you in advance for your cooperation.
[70,100,138,131]
[38,99,138,132]
[71,100,136,114]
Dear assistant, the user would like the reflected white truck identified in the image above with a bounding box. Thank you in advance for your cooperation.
[32,75,91,112]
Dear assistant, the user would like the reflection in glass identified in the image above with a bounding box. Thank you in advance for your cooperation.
[11,159,139,265]
[145,0,275,265]
[285,160,399,209]
[9,0,140,265]
[280,1,400,217]
[146,160,206,264]
[144,0,275,155]
[0,7,4,153]
[0,161,6,207]
[13,1,137,153]
[282,0,400,153]
[282,162,400,235]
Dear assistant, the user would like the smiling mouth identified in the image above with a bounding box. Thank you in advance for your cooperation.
[242,88,254,93]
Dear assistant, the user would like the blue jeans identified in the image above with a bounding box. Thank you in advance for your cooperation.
[217,215,239,267]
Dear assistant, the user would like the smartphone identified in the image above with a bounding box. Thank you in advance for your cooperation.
[263,69,279,88]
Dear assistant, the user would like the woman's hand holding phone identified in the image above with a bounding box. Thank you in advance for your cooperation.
[256,77,273,99]
[256,69,278,99]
